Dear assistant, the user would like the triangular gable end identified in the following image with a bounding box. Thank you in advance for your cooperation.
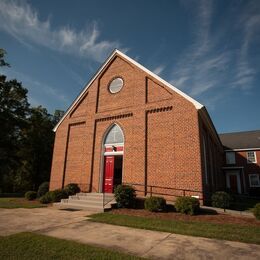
[53,49,204,132]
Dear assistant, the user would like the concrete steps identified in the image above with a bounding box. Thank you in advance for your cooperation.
[53,192,116,212]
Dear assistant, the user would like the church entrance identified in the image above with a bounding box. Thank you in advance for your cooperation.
[103,155,123,193]
[102,124,124,193]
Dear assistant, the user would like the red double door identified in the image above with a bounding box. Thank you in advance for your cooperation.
[103,156,114,193]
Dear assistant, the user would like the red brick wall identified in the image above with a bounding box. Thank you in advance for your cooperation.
[50,54,217,202]
[198,112,224,201]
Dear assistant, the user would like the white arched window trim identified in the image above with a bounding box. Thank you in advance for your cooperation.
[99,123,125,192]
[103,123,124,146]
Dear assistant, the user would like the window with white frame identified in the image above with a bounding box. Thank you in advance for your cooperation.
[249,174,260,187]
[247,151,257,163]
[104,124,124,144]
[226,151,236,164]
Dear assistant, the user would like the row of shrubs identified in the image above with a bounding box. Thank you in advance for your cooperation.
[24,183,80,204]
[25,183,260,219]
[211,191,260,220]
[114,185,260,219]
[114,185,200,215]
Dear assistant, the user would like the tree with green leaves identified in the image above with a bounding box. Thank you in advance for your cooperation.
[0,50,30,192]
[0,49,64,193]
[18,106,55,190]
[0,48,10,67]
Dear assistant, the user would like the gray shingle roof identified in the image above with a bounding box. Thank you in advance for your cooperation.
[219,130,260,150]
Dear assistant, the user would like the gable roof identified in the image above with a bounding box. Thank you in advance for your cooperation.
[53,49,204,132]
[219,130,260,150]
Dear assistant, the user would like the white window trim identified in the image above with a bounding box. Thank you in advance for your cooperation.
[109,77,124,94]
[105,143,124,147]
[247,151,257,164]
[104,151,124,156]
[249,174,260,187]
[226,151,236,165]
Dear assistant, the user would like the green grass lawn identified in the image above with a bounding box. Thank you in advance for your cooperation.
[89,213,260,245]
[0,197,47,208]
[0,232,142,260]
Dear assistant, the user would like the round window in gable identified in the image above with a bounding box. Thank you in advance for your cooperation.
[109,77,124,93]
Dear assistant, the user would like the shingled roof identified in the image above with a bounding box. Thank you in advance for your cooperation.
[219,130,260,150]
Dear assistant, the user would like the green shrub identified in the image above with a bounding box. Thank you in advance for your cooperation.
[145,196,166,212]
[114,185,136,208]
[25,191,37,201]
[50,189,68,202]
[39,192,52,204]
[175,196,200,215]
[64,183,80,195]
[211,191,231,210]
[37,182,49,197]
[253,203,260,220]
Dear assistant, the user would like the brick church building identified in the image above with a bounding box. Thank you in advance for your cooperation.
[50,49,224,203]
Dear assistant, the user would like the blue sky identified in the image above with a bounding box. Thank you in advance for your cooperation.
[0,0,259,133]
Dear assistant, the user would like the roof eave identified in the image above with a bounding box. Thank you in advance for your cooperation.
[53,49,204,132]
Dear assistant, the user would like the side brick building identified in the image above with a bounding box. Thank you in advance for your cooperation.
[220,130,260,196]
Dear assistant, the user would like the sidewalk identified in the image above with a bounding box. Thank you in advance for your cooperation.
[39,216,260,260]
[1,207,260,259]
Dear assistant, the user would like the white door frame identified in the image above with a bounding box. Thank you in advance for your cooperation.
[226,170,242,194]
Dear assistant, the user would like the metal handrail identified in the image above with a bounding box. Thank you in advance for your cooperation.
[123,182,204,201]
[103,192,115,209]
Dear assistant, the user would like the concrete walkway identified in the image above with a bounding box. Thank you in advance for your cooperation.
[1,207,260,259]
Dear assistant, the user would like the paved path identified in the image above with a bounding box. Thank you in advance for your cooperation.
[0,207,90,236]
[1,207,260,259]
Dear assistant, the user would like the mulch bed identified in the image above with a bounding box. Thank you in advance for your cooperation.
[110,208,260,227]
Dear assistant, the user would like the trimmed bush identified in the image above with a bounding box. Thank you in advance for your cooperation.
[37,182,49,197]
[25,191,37,201]
[145,196,166,212]
[211,191,231,210]
[64,183,80,196]
[50,189,68,202]
[39,192,52,204]
[114,184,136,208]
[249,188,260,197]
[253,203,260,220]
[175,196,200,215]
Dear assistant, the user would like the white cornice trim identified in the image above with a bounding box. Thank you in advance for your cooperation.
[222,166,244,169]
[224,148,260,152]
[116,50,204,110]
[53,49,204,132]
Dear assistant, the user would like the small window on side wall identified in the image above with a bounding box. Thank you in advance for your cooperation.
[226,152,236,164]
[247,151,257,163]
[249,174,260,187]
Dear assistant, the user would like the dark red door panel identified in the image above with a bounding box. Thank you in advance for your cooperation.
[103,156,114,193]
[229,175,238,193]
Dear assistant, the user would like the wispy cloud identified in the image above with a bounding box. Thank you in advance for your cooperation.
[231,2,260,89]
[153,65,165,75]
[171,0,228,97]
[0,0,123,62]
[171,0,260,107]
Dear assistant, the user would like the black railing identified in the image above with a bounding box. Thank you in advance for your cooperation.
[102,192,115,209]
[124,182,204,201]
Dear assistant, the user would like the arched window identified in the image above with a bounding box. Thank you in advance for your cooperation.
[104,124,124,145]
